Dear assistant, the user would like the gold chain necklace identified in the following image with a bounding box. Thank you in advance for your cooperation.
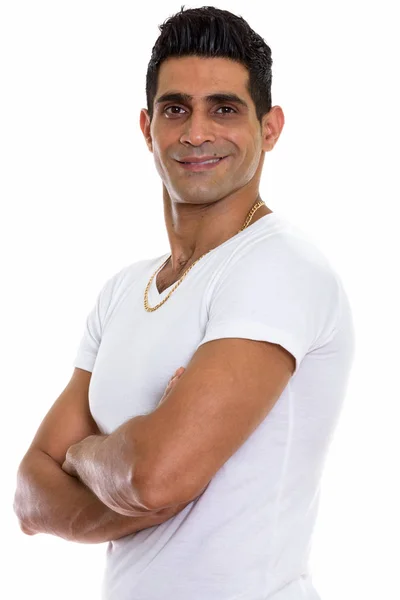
[144,199,266,312]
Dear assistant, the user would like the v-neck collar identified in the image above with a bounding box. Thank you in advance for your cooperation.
[146,212,280,305]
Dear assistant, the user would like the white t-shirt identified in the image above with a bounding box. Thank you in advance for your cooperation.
[73,212,355,600]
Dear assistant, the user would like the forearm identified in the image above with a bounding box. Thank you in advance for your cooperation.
[14,449,179,544]
[64,415,159,516]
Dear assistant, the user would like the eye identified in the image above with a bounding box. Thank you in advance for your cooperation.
[164,106,186,116]
[163,105,237,117]
[215,106,237,114]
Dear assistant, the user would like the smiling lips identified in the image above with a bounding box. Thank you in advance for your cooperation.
[181,157,220,165]
[176,156,228,171]
[178,155,224,163]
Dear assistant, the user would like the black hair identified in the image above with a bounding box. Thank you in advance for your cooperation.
[145,5,273,125]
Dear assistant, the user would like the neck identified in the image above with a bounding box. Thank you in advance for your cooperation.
[161,188,271,274]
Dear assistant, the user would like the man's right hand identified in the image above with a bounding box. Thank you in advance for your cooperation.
[158,366,185,406]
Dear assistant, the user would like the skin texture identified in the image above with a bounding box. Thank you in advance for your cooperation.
[139,56,284,284]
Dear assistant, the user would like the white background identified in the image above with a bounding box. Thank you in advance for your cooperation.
[1,1,399,598]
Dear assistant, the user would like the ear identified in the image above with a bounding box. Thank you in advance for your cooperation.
[140,108,153,152]
[261,106,285,153]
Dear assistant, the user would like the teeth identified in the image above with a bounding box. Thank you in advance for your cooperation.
[184,158,221,165]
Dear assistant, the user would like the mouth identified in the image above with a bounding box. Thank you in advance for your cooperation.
[176,156,228,172]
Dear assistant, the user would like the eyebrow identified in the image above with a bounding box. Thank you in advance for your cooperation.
[155,92,249,110]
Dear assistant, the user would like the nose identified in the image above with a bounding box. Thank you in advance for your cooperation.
[179,111,216,146]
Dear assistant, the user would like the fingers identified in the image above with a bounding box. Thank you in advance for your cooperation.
[170,366,185,382]
[158,367,186,407]
[164,367,185,394]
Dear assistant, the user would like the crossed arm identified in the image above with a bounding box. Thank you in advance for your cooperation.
[60,374,199,519]
[15,337,294,544]
[13,369,189,545]
[15,447,191,545]
[61,419,175,518]
[58,337,293,525]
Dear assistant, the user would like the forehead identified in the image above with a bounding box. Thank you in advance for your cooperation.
[157,56,250,98]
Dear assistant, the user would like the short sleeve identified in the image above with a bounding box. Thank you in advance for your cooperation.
[72,271,122,372]
[198,237,341,376]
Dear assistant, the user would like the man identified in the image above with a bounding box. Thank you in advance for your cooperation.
[13,6,355,600]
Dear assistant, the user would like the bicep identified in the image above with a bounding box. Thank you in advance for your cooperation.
[24,367,100,466]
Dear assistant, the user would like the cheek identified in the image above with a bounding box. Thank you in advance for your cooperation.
[245,135,262,165]
[152,145,176,185]
[231,137,259,168]
[229,137,261,183]
[152,139,166,165]
[151,147,166,179]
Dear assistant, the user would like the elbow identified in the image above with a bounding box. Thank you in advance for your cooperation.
[13,461,41,537]
[134,479,163,512]
[138,474,211,512]
[128,457,201,513]
[127,467,168,513]
[13,494,37,536]
[18,518,37,536]
[132,468,187,512]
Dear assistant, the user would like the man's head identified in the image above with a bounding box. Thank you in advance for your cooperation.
[145,6,273,125]
[140,6,284,207]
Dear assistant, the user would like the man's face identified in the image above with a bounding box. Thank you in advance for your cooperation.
[141,56,272,205]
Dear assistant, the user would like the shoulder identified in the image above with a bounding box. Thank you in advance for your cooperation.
[93,256,160,326]
[105,254,165,294]
[217,217,341,293]
[204,218,345,351]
